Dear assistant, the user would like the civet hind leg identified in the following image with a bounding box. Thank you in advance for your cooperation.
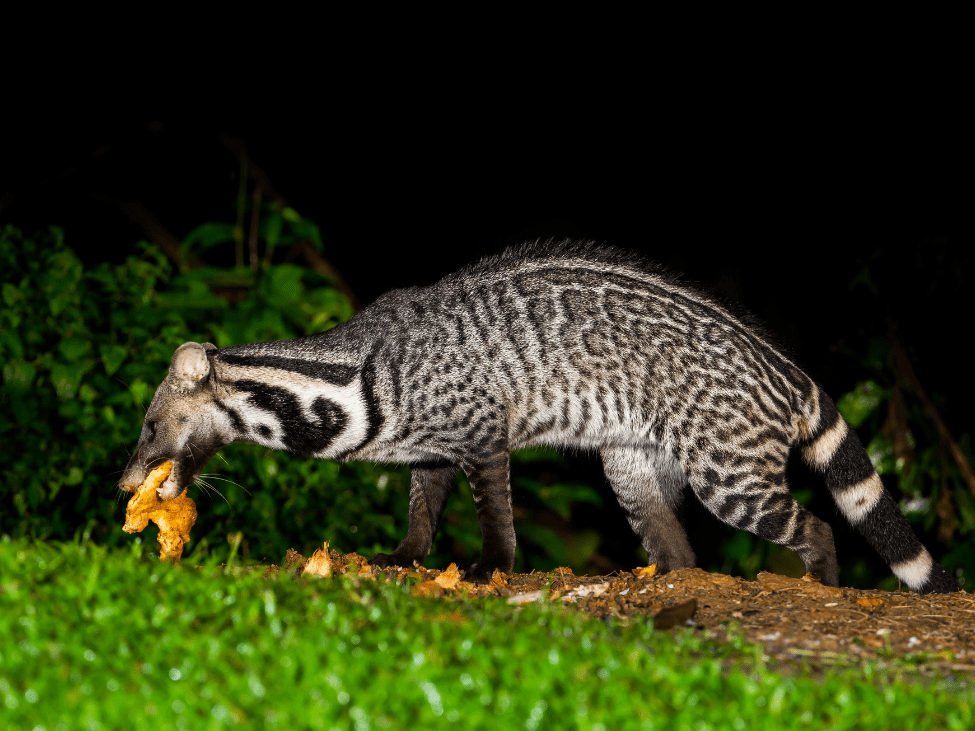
[600,444,696,573]
[691,454,839,586]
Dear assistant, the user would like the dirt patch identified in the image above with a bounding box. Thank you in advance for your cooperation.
[276,546,975,674]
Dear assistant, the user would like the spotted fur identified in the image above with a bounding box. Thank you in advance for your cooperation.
[120,241,958,592]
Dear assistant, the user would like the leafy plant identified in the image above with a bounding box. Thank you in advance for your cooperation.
[834,364,975,587]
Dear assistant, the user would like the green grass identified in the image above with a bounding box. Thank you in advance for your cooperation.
[1,537,972,730]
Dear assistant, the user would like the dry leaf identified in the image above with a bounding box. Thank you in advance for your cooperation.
[412,580,443,597]
[652,598,698,630]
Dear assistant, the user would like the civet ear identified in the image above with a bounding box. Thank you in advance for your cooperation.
[169,342,211,391]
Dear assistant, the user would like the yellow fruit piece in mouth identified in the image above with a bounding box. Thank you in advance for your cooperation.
[123,461,197,561]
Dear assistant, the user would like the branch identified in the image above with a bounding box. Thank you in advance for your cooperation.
[90,193,203,271]
[889,327,975,498]
[95,136,361,312]
[217,133,286,206]
[292,239,362,312]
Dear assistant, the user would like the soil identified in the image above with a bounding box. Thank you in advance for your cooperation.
[276,546,975,675]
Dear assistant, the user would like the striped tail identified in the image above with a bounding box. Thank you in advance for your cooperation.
[798,385,958,594]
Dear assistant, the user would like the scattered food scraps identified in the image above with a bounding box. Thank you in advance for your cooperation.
[435,563,461,590]
[562,582,610,601]
[507,590,546,605]
[857,597,885,608]
[302,542,333,577]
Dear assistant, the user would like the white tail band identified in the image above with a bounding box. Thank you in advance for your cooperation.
[891,549,933,590]
[803,417,848,470]
[832,473,884,525]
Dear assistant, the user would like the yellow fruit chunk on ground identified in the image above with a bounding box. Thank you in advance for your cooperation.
[123,461,197,561]
[434,563,461,590]
[857,597,885,608]
[303,542,333,577]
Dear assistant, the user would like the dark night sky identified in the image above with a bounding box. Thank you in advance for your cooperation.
[2,115,964,288]
[1,114,969,419]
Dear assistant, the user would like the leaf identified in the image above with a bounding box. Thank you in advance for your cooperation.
[515,522,569,567]
[262,213,283,248]
[50,362,93,400]
[181,222,236,258]
[836,380,886,428]
[512,446,564,463]
[866,433,895,475]
[7,394,33,425]
[128,379,152,409]
[722,531,754,561]
[289,218,323,250]
[265,265,305,308]
[59,337,89,362]
[792,488,814,506]
[0,328,24,360]
[281,207,302,223]
[64,466,84,486]
[564,529,601,571]
[182,268,256,288]
[520,478,602,521]
[3,360,36,392]
[44,250,83,315]
[2,282,22,307]
[155,280,228,311]
[100,345,128,376]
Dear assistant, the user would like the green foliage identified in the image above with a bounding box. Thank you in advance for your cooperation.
[1,225,187,543]
[833,352,975,589]
[180,205,324,268]
[2,538,972,730]
[836,380,886,429]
